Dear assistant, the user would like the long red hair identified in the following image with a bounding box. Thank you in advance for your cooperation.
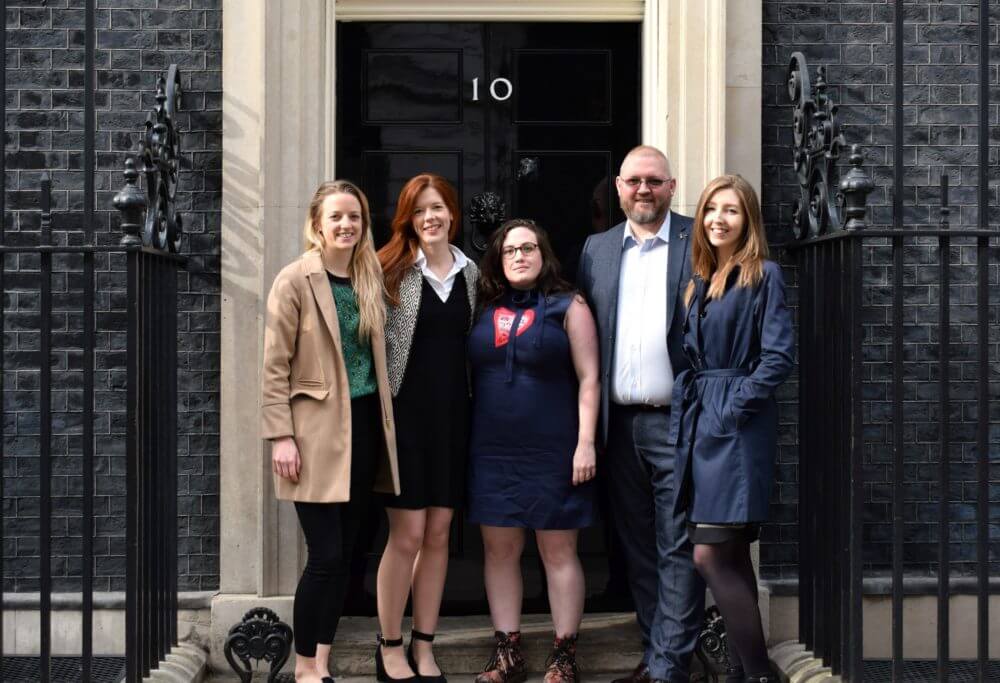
[377,174,462,305]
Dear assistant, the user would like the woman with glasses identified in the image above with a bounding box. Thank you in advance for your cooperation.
[467,219,600,683]
[673,175,793,683]
[374,174,478,683]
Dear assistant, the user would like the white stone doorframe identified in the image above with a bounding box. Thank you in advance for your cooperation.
[217,0,762,665]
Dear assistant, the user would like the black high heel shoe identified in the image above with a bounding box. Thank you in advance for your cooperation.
[376,633,419,683]
[407,630,446,683]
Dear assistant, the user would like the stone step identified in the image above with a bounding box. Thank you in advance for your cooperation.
[207,674,631,682]
[326,613,643,676]
[205,667,627,683]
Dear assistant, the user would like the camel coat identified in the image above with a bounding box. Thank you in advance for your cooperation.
[261,251,400,502]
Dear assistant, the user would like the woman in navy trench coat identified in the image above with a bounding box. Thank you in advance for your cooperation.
[670,174,794,683]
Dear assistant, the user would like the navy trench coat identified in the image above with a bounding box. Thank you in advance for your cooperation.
[669,260,795,524]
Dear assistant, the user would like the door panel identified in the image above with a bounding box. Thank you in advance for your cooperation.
[364,50,464,123]
[338,23,485,256]
[512,150,611,281]
[337,21,640,615]
[513,50,612,124]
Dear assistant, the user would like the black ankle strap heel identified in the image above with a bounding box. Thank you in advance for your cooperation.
[379,633,405,647]
[408,630,446,683]
[376,632,417,683]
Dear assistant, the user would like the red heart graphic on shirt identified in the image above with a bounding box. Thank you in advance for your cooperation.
[493,307,535,347]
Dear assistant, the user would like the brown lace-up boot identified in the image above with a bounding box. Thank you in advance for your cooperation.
[474,631,527,683]
[542,633,579,683]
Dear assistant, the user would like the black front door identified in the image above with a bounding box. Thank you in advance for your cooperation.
[337,21,640,615]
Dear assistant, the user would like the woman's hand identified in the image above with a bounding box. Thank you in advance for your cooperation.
[572,440,596,486]
[272,436,301,483]
[566,295,600,486]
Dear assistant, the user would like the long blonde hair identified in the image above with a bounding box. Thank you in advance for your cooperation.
[685,174,768,307]
[302,180,386,342]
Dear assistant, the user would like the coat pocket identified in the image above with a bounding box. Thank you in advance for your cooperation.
[700,377,742,437]
[290,384,330,401]
[720,402,742,434]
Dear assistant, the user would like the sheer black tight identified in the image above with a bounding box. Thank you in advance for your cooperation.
[693,540,769,676]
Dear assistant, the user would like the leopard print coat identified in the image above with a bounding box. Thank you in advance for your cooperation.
[385,259,478,396]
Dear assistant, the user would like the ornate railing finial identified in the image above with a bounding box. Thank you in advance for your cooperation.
[114,158,146,247]
[114,65,183,252]
[839,145,874,231]
[788,53,872,238]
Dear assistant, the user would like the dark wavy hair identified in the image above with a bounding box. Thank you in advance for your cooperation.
[477,218,574,307]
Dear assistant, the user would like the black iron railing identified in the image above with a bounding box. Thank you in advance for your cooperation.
[791,219,996,682]
[125,244,182,682]
[0,0,186,677]
[786,0,995,675]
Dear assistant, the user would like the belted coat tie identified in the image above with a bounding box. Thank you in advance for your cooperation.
[670,261,795,524]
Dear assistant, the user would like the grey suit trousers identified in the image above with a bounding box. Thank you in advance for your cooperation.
[607,403,705,682]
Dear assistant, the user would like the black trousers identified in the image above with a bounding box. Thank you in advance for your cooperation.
[292,393,379,657]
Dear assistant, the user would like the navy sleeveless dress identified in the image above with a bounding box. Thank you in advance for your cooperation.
[467,289,595,530]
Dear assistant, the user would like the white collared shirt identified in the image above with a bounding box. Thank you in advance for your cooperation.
[611,212,674,406]
[415,245,469,302]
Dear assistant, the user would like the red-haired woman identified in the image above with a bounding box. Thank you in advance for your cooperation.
[673,175,794,683]
[374,174,478,683]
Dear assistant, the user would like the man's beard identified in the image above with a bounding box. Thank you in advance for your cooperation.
[624,201,665,226]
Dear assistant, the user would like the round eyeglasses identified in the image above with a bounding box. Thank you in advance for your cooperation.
[502,243,539,259]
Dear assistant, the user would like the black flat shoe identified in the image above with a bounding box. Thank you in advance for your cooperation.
[376,633,419,683]
[407,629,446,683]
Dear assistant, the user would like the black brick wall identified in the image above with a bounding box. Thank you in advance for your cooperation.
[761,0,1000,580]
[2,0,221,592]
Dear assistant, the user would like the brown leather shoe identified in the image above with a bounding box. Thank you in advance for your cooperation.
[475,631,527,683]
[610,662,650,683]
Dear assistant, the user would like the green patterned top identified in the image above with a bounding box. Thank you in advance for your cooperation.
[328,273,377,398]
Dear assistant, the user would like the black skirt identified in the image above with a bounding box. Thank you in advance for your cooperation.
[384,275,471,509]
[687,522,761,545]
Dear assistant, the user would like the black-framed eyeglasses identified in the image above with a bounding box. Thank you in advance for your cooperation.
[501,243,539,259]
[621,176,670,189]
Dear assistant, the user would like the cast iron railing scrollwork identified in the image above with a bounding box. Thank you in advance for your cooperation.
[468,191,507,253]
[114,64,184,252]
[694,606,732,682]
[787,52,873,238]
[224,607,294,683]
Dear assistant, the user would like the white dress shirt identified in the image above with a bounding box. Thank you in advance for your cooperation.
[415,245,470,302]
[611,212,674,406]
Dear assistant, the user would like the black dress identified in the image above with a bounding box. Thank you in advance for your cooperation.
[385,273,471,509]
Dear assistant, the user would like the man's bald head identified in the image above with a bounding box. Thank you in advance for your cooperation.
[616,145,676,226]
[620,145,672,179]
